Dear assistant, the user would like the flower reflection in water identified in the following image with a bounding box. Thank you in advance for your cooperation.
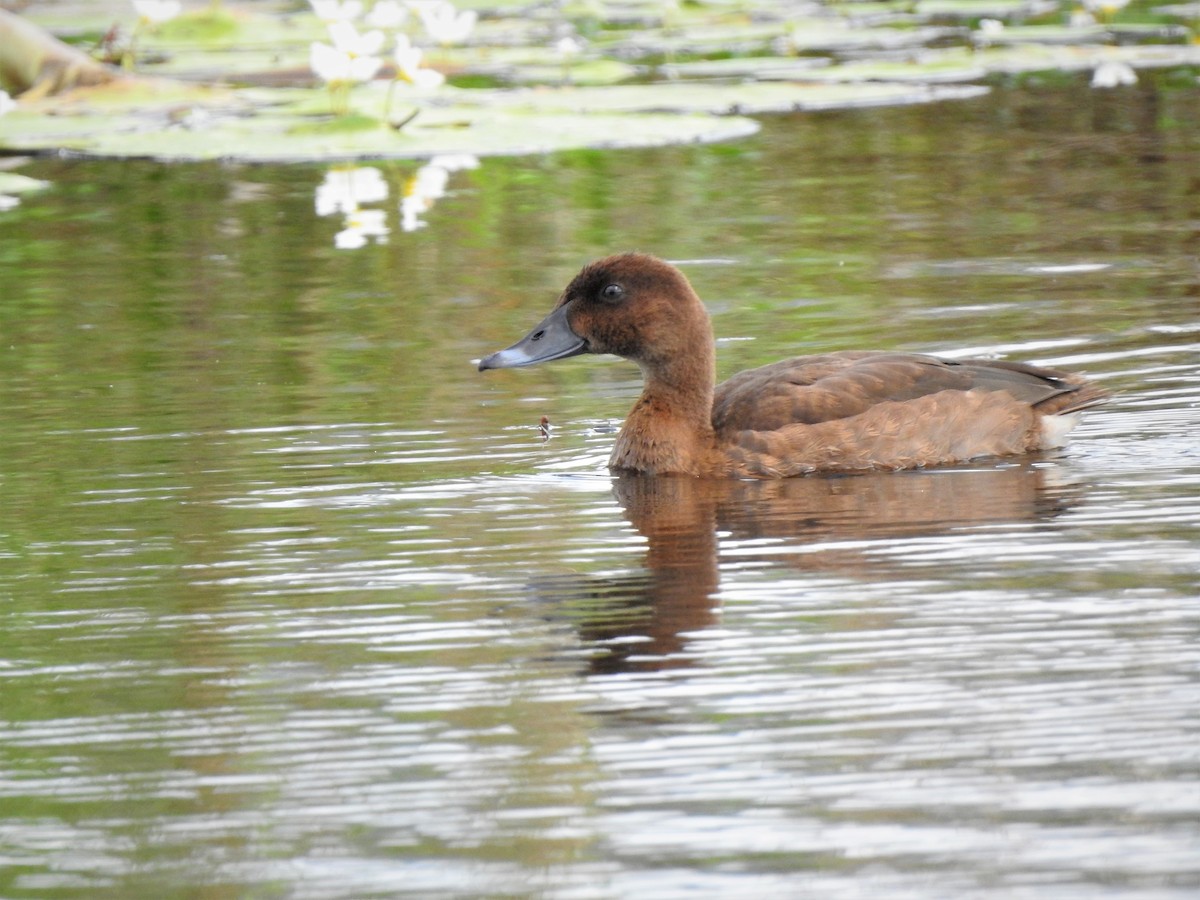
[316,166,390,248]
[336,207,390,249]
[400,154,478,232]
[315,156,478,247]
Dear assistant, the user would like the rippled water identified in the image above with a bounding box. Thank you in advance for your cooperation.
[1,79,1199,897]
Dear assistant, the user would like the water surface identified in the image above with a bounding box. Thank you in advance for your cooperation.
[1,77,1199,897]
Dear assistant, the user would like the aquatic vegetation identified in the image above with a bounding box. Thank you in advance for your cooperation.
[125,0,184,70]
[366,0,408,30]
[310,23,386,115]
[306,0,467,119]
[310,0,365,23]
[411,0,477,46]
[0,0,1198,160]
[132,0,183,25]
[392,34,444,89]
[1083,0,1130,22]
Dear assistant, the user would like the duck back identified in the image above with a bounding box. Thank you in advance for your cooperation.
[712,351,1108,478]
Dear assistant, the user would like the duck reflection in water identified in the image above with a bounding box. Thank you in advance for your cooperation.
[535,464,1083,675]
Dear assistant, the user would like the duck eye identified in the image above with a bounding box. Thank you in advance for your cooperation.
[601,283,624,302]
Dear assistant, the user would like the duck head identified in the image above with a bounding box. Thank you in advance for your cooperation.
[477,253,713,376]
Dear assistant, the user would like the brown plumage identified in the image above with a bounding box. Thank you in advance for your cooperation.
[478,253,1109,478]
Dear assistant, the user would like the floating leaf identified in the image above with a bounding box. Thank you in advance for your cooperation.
[660,57,833,80]
[0,83,761,160]
[5,0,1199,164]
[978,41,1200,76]
[915,0,1059,18]
[785,22,964,53]
[458,81,992,116]
[768,52,989,85]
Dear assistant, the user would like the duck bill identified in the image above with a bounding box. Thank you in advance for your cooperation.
[478,303,587,371]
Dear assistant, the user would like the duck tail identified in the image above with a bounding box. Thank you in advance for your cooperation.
[1032,377,1110,416]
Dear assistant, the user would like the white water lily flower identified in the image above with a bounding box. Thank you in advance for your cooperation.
[1082,0,1129,14]
[132,0,182,23]
[412,0,477,45]
[309,0,363,22]
[327,20,386,58]
[555,36,583,58]
[0,90,16,117]
[393,34,445,88]
[311,39,383,84]
[1091,60,1137,88]
[366,0,407,29]
[335,208,390,249]
[316,167,389,217]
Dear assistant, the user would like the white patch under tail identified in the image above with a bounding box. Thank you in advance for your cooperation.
[1038,411,1082,449]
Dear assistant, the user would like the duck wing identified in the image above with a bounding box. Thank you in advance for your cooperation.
[712,351,1106,436]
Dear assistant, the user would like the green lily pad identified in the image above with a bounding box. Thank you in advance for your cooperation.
[6,0,1200,165]
[451,45,641,86]
[776,51,989,85]
[785,22,964,54]
[604,20,787,57]
[978,41,1200,75]
[659,56,833,80]
[826,2,922,27]
[460,80,992,116]
[915,0,1059,18]
[0,82,760,160]
[503,58,640,85]
[975,23,1192,45]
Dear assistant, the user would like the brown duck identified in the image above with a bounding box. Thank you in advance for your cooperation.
[478,253,1108,478]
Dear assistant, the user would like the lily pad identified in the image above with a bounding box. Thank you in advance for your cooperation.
[0,82,760,160]
[826,3,923,27]
[659,56,833,80]
[915,0,1060,19]
[978,41,1200,76]
[451,46,642,86]
[461,81,992,116]
[974,23,1192,45]
[6,0,1200,164]
[503,58,640,85]
[777,51,989,85]
[605,20,788,57]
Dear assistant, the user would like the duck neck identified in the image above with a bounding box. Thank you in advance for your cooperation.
[610,343,717,476]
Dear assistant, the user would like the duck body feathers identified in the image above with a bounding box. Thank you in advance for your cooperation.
[479,253,1109,479]
[706,351,1108,477]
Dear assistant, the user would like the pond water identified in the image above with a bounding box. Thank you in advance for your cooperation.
[2,75,1199,898]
